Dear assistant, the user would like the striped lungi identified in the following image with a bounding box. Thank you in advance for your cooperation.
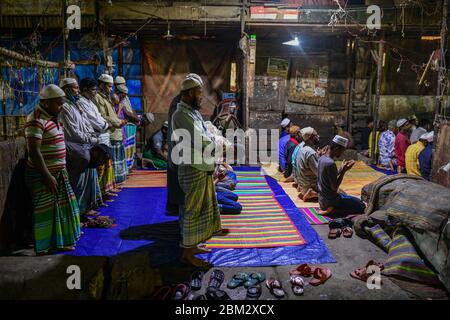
[73,167,103,214]
[25,167,81,253]
[97,159,115,195]
[110,140,128,184]
[178,165,221,248]
[124,124,137,170]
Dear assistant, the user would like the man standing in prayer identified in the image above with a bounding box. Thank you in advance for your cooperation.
[93,74,128,184]
[24,84,81,254]
[172,73,222,267]
[360,116,374,156]
[278,118,291,172]
[59,78,105,216]
[378,120,397,170]
[405,133,427,176]
[78,78,117,198]
[297,127,322,202]
[394,118,411,174]
[317,135,366,216]
[419,131,434,181]
[166,74,202,216]
[115,76,140,170]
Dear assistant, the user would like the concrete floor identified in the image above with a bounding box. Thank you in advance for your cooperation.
[165,224,414,300]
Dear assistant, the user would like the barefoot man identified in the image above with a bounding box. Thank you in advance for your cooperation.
[317,135,366,216]
[171,73,223,267]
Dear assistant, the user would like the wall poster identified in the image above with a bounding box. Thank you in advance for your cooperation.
[288,56,329,106]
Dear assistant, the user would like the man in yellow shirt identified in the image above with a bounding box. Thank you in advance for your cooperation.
[405,133,427,176]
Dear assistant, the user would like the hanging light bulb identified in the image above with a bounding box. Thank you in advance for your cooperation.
[283,36,300,47]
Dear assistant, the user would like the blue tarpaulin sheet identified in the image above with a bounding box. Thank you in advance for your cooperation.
[67,167,335,267]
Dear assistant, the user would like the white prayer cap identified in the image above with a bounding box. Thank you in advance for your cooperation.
[181,73,203,91]
[301,127,317,141]
[163,120,169,128]
[397,118,408,128]
[280,118,291,128]
[186,73,203,86]
[332,135,349,148]
[39,84,66,100]
[98,74,113,84]
[116,84,128,94]
[425,131,434,142]
[60,77,77,87]
[419,132,428,141]
[114,76,126,85]
[142,112,155,124]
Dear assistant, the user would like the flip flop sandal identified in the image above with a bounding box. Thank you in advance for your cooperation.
[309,267,332,286]
[227,272,249,289]
[342,227,353,238]
[265,278,285,298]
[205,286,231,301]
[350,260,385,282]
[328,228,342,239]
[208,269,225,289]
[289,264,315,277]
[290,275,305,296]
[246,284,262,300]
[244,272,266,288]
[151,285,173,300]
[172,283,190,300]
[350,266,371,282]
[190,271,205,291]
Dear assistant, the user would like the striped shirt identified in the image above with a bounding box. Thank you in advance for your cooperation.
[25,106,66,173]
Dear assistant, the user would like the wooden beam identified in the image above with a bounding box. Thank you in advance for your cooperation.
[432,0,449,181]
[371,37,384,163]
[0,46,59,68]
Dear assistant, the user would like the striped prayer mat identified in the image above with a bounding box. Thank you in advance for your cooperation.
[300,207,331,225]
[122,170,167,188]
[382,227,441,287]
[205,171,306,249]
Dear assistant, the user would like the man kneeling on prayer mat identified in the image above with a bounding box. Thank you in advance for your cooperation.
[297,127,323,202]
[317,135,366,216]
[171,73,224,267]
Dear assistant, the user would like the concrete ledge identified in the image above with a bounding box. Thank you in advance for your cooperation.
[0,255,108,300]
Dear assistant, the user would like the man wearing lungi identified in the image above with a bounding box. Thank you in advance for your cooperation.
[171,73,223,267]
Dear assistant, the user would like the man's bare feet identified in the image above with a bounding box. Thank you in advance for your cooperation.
[181,248,211,268]
[298,193,304,200]
[213,229,229,236]
[84,210,99,217]
[284,176,294,183]
[317,207,334,216]
[303,189,318,202]
[193,244,212,254]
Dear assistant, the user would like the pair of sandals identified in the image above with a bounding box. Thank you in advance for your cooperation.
[151,283,190,300]
[227,272,266,300]
[290,263,332,287]
[227,272,266,289]
[350,260,384,283]
[328,218,354,239]
[204,269,231,300]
